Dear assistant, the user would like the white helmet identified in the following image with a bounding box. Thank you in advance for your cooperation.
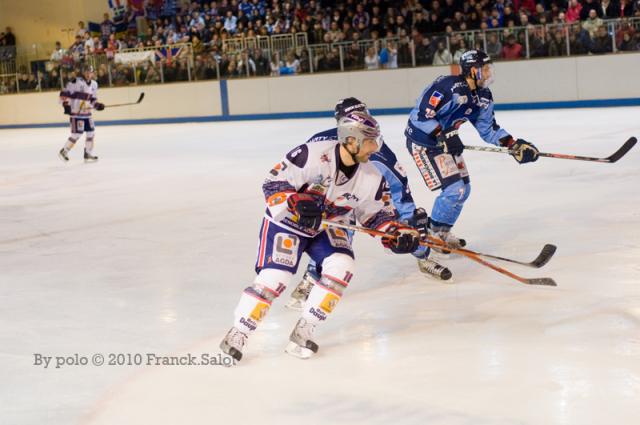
[337,111,382,151]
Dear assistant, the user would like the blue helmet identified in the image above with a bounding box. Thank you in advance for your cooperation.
[459,49,492,78]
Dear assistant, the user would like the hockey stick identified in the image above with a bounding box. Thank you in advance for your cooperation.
[469,243,557,269]
[103,92,145,108]
[322,220,557,286]
[465,137,637,163]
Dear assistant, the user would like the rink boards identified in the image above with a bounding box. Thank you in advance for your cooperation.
[1,52,639,128]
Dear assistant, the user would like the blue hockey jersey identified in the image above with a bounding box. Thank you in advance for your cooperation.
[405,75,510,148]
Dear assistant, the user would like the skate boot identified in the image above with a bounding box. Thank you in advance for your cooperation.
[430,229,466,257]
[58,149,69,162]
[417,257,453,281]
[285,318,318,359]
[84,150,99,162]
[220,327,248,361]
[285,271,316,311]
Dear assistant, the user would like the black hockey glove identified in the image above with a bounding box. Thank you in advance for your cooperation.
[408,207,429,239]
[381,222,421,254]
[437,126,464,156]
[501,137,539,164]
[287,193,324,230]
[63,103,71,115]
[94,102,105,111]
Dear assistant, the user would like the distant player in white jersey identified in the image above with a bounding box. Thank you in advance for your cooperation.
[220,111,422,361]
[58,65,105,162]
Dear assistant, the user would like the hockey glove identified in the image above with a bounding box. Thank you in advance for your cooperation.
[63,103,71,115]
[381,222,421,254]
[408,207,429,239]
[94,102,105,111]
[501,137,539,164]
[437,126,464,156]
[287,193,324,230]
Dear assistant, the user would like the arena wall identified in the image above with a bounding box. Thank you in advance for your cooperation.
[1,52,639,128]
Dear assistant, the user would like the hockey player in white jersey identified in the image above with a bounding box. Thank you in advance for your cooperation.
[220,111,422,361]
[58,65,104,162]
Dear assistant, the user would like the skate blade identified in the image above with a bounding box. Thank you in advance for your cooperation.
[58,154,69,162]
[285,341,314,359]
[84,158,98,163]
[284,299,305,311]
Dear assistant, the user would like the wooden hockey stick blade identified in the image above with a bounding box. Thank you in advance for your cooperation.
[606,137,636,163]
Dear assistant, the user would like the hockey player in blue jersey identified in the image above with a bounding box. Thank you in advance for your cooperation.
[286,98,451,310]
[405,50,539,278]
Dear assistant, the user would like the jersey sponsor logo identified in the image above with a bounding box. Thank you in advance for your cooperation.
[326,227,352,250]
[424,108,436,119]
[464,108,473,115]
[456,95,468,104]
[239,317,258,331]
[249,302,269,322]
[267,192,288,206]
[429,91,444,108]
[309,307,327,321]
[273,233,300,267]
[412,146,441,190]
[435,153,460,178]
[269,161,288,176]
[320,292,340,313]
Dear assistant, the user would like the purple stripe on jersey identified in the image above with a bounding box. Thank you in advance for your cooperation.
[66,92,93,101]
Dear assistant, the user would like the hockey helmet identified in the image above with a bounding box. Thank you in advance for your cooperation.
[337,111,381,151]
[334,97,369,121]
[459,49,494,87]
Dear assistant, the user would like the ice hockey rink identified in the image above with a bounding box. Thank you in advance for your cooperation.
[1,107,639,425]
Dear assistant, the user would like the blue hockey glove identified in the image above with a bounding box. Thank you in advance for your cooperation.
[408,208,429,238]
[381,222,421,254]
[501,137,539,164]
[287,193,324,230]
[437,126,464,156]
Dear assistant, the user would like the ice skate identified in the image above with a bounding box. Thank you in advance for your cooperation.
[285,318,318,359]
[84,150,98,162]
[430,229,466,257]
[58,149,69,162]
[285,271,316,311]
[220,327,248,361]
[417,257,453,281]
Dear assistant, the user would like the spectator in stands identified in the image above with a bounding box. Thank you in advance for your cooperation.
[581,0,602,20]
[529,27,548,57]
[50,41,66,62]
[569,27,589,54]
[486,32,502,59]
[619,31,636,50]
[432,40,452,65]
[270,53,280,76]
[590,25,614,53]
[239,50,257,75]
[618,0,634,17]
[582,9,604,38]
[97,65,109,86]
[452,38,467,63]
[501,33,523,59]
[364,46,380,69]
[101,13,114,44]
[3,27,16,46]
[548,31,567,56]
[249,49,267,76]
[615,18,636,45]
[76,21,87,38]
[600,0,619,18]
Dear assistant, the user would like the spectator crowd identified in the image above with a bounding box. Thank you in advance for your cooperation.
[1,0,640,93]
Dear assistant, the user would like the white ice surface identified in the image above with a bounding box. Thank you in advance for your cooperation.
[1,108,639,425]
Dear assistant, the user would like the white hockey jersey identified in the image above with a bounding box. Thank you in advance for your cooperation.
[263,139,398,237]
[59,77,98,117]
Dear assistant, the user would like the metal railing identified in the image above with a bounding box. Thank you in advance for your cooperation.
[1,17,639,95]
